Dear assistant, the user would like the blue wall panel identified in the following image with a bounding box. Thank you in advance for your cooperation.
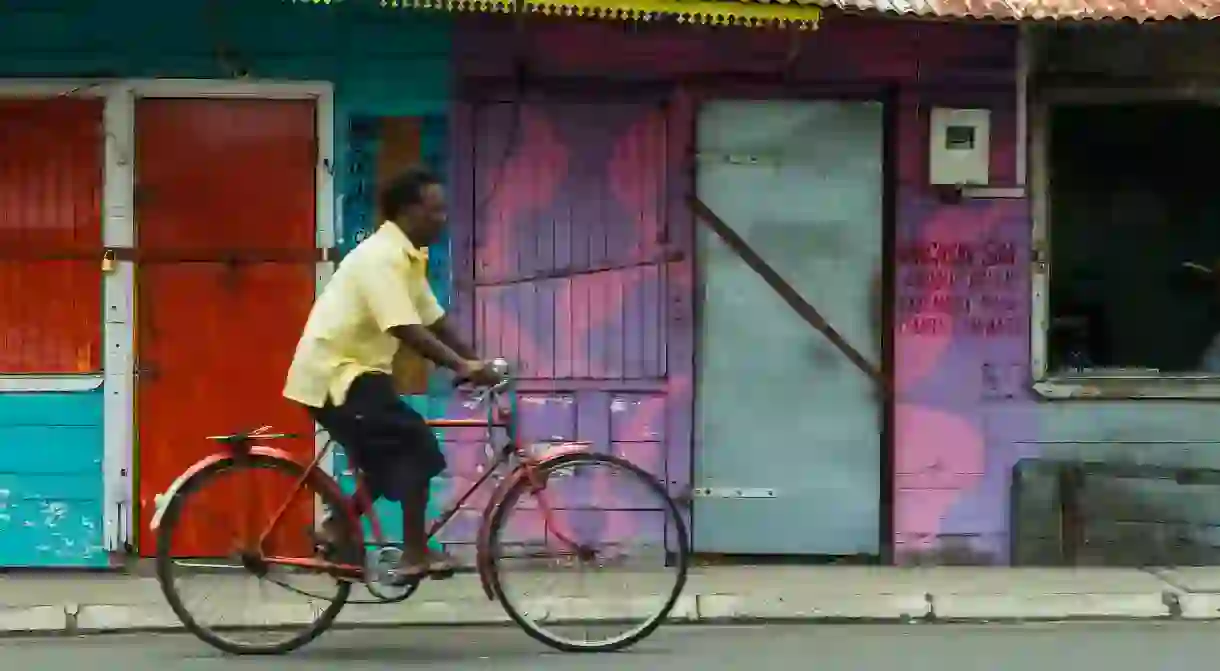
[0,0,453,565]
[0,390,105,567]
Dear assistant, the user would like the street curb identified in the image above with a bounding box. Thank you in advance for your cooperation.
[0,589,1210,636]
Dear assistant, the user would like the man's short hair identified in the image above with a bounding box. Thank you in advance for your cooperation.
[380,165,442,221]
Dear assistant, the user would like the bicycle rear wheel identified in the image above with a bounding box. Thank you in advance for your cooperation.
[155,454,357,655]
[486,452,690,652]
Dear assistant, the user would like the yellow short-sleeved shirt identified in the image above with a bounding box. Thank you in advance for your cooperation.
[283,222,444,408]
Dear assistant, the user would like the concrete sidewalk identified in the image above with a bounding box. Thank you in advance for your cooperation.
[2,566,1219,635]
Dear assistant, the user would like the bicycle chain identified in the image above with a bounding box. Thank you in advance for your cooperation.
[262,573,417,605]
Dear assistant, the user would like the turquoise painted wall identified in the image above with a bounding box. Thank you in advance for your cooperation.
[0,391,105,567]
[0,0,453,565]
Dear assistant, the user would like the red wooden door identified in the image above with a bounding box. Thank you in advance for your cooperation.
[135,99,317,557]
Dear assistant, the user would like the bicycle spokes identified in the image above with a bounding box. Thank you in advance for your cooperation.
[488,454,688,651]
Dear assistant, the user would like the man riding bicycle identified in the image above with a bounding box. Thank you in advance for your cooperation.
[283,166,500,583]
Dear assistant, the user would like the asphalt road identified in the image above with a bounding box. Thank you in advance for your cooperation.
[3,622,1220,670]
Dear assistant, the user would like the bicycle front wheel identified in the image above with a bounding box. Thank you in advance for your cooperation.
[486,452,690,652]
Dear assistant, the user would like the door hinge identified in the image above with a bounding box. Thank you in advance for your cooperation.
[691,487,777,499]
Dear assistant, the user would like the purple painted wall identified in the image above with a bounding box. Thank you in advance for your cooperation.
[446,15,1025,562]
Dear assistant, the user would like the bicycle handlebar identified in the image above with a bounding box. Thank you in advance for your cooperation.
[452,357,514,404]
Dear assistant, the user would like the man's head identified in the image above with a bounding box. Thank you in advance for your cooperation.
[380,166,446,246]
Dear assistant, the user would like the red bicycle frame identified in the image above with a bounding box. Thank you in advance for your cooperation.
[244,394,592,600]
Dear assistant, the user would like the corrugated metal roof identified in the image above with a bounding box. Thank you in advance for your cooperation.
[807,0,1220,21]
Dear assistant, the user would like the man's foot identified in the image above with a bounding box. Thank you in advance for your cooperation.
[389,549,457,586]
[311,515,361,566]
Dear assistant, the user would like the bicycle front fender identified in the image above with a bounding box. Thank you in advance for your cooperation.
[148,446,304,531]
[474,468,521,601]
[473,442,595,601]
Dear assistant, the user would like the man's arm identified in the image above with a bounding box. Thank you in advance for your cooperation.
[427,315,478,361]
[391,324,469,372]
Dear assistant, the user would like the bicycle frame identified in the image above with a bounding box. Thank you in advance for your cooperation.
[249,380,593,600]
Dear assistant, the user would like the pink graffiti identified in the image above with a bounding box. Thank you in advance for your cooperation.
[894,404,985,546]
[477,106,569,281]
[896,200,1007,391]
[894,197,1024,556]
[474,106,568,373]
[607,109,665,259]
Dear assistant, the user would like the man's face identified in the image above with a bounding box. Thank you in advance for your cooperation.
[404,183,447,246]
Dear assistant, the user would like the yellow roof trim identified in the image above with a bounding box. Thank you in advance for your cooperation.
[366,0,822,29]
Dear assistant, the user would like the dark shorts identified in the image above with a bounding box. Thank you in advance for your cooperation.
[309,372,445,502]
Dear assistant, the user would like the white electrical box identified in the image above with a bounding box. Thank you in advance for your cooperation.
[929,107,991,186]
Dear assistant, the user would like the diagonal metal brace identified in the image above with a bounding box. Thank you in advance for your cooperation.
[688,195,889,395]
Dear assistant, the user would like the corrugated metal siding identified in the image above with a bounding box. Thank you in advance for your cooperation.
[0,99,103,374]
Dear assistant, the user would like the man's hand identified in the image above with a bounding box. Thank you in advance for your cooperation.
[458,359,503,387]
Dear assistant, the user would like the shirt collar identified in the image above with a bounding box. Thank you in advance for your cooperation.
[379,221,429,263]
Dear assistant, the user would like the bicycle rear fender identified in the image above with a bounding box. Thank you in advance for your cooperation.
[148,447,351,532]
[473,442,594,601]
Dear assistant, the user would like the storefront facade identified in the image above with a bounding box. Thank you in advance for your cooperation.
[441,12,1025,560]
[5,0,1212,569]
[0,0,451,566]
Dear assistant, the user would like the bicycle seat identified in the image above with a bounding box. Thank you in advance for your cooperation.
[207,428,299,444]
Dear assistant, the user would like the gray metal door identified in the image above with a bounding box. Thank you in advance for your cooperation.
[693,100,884,555]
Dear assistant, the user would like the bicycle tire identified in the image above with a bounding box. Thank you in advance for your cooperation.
[485,452,690,653]
[155,454,356,655]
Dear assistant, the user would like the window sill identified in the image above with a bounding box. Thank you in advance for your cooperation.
[1034,374,1220,400]
[0,375,104,393]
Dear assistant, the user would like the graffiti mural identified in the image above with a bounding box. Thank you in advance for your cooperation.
[451,15,1025,562]
[437,98,685,554]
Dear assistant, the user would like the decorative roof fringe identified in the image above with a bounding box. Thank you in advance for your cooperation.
[292,0,821,29]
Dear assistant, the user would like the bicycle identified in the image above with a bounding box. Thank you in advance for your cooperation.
[151,358,690,655]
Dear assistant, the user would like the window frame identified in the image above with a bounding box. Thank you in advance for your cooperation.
[1031,85,1220,399]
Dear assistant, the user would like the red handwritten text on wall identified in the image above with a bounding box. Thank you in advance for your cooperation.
[896,240,1022,338]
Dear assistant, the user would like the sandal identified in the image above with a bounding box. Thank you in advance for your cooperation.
[310,516,361,566]
[389,550,457,586]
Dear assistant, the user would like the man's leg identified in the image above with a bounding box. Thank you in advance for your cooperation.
[346,373,451,579]
[389,449,453,579]
[308,404,369,547]
[399,480,430,565]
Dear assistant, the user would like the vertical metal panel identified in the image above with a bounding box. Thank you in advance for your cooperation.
[0,99,104,374]
[694,100,884,555]
[134,99,317,557]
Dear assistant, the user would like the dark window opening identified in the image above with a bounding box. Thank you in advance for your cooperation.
[1048,103,1220,374]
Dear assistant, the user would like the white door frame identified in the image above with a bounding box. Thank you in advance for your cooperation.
[0,79,336,553]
